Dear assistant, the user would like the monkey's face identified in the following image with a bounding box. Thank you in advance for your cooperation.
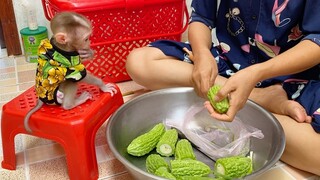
[71,27,92,51]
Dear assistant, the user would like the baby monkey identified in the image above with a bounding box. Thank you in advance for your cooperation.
[24,11,117,133]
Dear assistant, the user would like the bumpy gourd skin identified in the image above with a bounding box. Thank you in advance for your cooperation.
[146,154,169,174]
[171,159,211,177]
[156,129,179,156]
[154,166,177,180]
[207,85,229,114]
[213,156,253,179]
[127,123,165,156]
[179,176,221,180]
[175,139,196,160]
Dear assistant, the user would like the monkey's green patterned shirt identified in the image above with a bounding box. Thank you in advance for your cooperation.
[35,38,87,105]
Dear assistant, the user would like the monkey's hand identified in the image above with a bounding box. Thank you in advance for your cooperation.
[78,49,94,61]
[100,83,118,96]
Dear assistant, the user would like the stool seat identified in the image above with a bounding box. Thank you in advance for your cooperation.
[1,81,124,180]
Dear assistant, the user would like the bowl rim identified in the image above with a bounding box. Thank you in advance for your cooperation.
[106,87,286,179]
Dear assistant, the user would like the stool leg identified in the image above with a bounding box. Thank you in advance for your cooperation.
[62,131,98,180]
[1,124,17,170]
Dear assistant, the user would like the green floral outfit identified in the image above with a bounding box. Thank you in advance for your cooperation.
[35,38,87,105]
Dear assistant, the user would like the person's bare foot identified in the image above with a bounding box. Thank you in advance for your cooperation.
[250,84,312,123]
[278,100,312,123]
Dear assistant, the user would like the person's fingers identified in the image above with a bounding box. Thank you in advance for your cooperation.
[204,101,214,113]
[192,78,201,97]
[305,116,313,123]
[192,72,204,98]
[205,90,246,122]
[202,73,216,99]
[204,101,235,122]
[214,84,232,102]
[200,79,210,98]
[223,104,238,121]
[183,47,193,58]
[209,111,234,122]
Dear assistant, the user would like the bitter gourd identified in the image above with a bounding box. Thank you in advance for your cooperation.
[171,159,211,177]
[127,123,165,156]
[154,166,177,180]
[207,85,229,114]
[213,155,253,179]
[146,154,169,174]
[156,129,178,157]
[178,176,221,180]
[175,139,196,160]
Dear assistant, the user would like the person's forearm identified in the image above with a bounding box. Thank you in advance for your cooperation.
[188,22,212,61]
[250,40,320,82]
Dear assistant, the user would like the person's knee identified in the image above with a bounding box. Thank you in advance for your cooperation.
[126,48,138,73]
[126,48,148,82]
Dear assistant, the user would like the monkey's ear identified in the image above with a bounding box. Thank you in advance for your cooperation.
[54,32,68,44]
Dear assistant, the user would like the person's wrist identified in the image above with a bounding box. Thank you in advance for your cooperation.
[194,48,211,55]
[246,65,264,84]
[193,48,212,62]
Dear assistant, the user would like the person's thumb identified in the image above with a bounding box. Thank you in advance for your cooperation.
[214,85,229,102]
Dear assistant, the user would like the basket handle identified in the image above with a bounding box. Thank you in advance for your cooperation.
[41,0,54,20]
[126,0,144,11]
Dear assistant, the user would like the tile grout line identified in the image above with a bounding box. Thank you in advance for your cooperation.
[19,154,66,167]
[280,166,298,180]
[98,171,129,180]
[23,141,31,180]
[13,57,20,92]
[1,81,35,88]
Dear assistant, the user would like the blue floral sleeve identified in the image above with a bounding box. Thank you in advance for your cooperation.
[301,0,320,46]
[190,0,217,30]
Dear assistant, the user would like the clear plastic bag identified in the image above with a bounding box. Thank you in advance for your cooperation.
[165,103,264,160]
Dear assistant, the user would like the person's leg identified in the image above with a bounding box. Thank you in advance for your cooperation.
[126,46,229,90]
[250,85,312,123]
[274,114,320,176]
[126,46,309,122]
[126,46,194,89]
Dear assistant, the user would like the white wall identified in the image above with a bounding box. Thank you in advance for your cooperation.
[13,0,50,32]
[13,0,51,53]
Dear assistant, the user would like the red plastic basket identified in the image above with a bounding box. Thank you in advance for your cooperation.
[42,0,189,82]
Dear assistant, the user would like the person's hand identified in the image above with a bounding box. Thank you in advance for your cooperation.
[192,52,217,98]
[78,48,94,61]
[183,48,218,98]
[205,68,258,121]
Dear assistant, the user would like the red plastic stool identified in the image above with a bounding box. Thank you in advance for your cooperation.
[1,80,124,180]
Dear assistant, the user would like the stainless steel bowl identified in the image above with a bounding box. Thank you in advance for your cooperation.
[107,87,285,179]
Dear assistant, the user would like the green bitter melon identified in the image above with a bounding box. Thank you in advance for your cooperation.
[127,123,165,156]
[156,129,178,157]
[175,139,196,160]
[154,166,177,180]
[207,85,229,114]
[146,154,169,174]
[213,155,253,179]
[171,159,211,177]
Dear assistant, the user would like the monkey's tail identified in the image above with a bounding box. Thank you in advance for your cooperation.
[24,100,44,133]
